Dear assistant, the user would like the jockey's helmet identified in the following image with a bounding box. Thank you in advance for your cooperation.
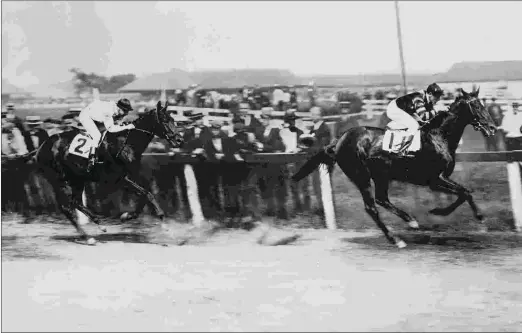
[426,83,444,98]
[116,98,133,113]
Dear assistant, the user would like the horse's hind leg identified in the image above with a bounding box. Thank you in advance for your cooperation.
[69,181,107,233]
[373,176,420,229]
[337,160,406,248]
[54,181,95,245]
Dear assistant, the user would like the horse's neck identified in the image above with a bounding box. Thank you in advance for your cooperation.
[128,129,154,157]
[428,106,468,153]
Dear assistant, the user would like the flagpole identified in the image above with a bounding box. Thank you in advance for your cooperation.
[394,1,408,95]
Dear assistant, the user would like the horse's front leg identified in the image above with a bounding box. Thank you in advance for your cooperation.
[428,175,483,220]
[122,175,165,220]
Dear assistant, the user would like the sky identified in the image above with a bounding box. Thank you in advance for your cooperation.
[2,1,522,88]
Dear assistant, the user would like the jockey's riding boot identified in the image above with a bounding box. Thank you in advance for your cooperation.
[396,134,414,156]
[87,147,97,172]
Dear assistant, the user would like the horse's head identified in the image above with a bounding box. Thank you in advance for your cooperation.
[451,87,496,137]
[154,101,184,147]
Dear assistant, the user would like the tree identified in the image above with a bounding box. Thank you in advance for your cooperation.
[69,68,136,94]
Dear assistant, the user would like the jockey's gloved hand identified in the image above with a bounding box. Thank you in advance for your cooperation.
[126,124,135,130]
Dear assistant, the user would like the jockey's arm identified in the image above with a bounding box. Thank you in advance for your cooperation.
[103,114,133,133]
[411,112,426,124]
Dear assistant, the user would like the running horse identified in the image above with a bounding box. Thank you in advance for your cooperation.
[25,101,184,245]
[292,88,497,248]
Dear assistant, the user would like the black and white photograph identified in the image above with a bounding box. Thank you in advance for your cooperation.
[2,0,522,331]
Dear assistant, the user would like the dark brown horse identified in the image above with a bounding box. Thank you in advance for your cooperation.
[292,88,497,248]
[25,101,184,245]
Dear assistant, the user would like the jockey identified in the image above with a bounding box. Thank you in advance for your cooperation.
[386,83,444,155]
[78,98,135,169]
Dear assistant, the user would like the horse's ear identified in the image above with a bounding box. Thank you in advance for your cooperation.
[460,88,469,98]
[156,101,162,110]
[473,86,480,97]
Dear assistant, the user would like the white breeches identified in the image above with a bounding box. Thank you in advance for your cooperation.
[79,112,102,146]
[386,100,419,136]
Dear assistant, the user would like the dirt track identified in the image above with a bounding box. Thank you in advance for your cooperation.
[2,216,522,332]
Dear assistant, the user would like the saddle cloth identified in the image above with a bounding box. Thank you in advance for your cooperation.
[67,131,107,159]
[382,121,421,154]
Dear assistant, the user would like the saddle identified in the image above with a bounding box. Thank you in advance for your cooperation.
[382,121,422,155]
[67,131,107,160]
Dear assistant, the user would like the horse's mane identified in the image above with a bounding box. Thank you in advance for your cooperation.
[423,96,464,131]
[132,108,156,125]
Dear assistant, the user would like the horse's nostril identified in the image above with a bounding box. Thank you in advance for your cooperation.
[489,125,497,132]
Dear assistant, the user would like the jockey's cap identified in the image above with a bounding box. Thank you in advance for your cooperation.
[427,83,444,97]
[117,98,133,113]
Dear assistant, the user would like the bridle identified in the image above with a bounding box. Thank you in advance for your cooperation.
[115,108,181,159]
[419,96,483,132]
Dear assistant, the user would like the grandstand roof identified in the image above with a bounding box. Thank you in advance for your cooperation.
[118,68,195,92]
[191,69,300,89]
[430,60,522,83]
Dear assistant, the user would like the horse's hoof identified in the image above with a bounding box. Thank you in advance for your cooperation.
[408,220,420,229]
[157,214,165,221]
[87,237,97,246]
[100,226,107,233]
[396,240,407,249]
[120,212,131,221]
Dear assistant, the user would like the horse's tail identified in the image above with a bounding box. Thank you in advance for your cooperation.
[292,148,336,182]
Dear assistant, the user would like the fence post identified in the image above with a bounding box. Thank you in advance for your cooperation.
[319,163,336,230]
[506,161,522,232]
[77,189,89,225]
[183,164,205,227]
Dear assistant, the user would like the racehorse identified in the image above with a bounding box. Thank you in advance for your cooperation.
[26,101,184,245]
[292,88,497,248]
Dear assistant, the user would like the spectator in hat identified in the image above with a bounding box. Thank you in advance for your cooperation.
[182,111,211,147]
[226,115,262,224]
[306,106,332,151]
[280,110,303,153]
[336,107,360,138]
[289,86,298,110]
[272,85,285,111]
[42,118,63,136]
[174,89,186,106]
[485,96,505,151]
[307,81,317,107]
[25,115,49,149]
[256,108,285,152]
[307,106,333,219]
[3,103,36,152]
[499,101,522,152]
[254,108,288,219]
[186,84,198,107]
[1,115,27,156]
[61,113,80,132]
[280,110,308,213]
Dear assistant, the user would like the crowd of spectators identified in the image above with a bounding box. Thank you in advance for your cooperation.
[168,82,312,112]
[2,88,521,225]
